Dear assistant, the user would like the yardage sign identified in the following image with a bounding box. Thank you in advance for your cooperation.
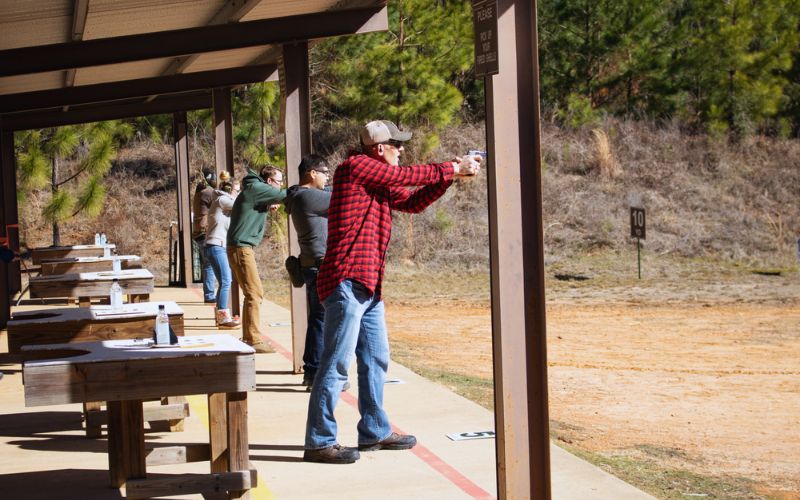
[472,0,499,76]
[630,207,646,239]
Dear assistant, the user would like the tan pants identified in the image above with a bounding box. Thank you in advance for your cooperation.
[227,246,263,344]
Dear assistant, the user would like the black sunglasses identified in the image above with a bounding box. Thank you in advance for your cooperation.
[381,139,404,148]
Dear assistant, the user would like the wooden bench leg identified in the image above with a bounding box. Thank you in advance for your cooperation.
[165,396,187,431]
[227,392,250,499]
[209,393,228,473]
[107,399,145,488]
[83,401,103,438]
[129,294,149,303]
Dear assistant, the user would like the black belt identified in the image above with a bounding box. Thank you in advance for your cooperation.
[300,256,323,268]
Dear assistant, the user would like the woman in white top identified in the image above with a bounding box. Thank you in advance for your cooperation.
[205,180,239,328]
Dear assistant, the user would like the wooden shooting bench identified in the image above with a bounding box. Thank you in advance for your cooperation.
[29,269,154,306]
[7,301,184,354]
[23,335,257,499]
[9,301,188,437]
[39,254,142,276]
[31,243,116,264]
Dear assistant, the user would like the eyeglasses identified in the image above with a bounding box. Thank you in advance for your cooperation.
[313,168,330,175]
[380,139,404,148]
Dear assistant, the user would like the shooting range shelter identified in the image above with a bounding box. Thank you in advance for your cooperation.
[0,0,550,496]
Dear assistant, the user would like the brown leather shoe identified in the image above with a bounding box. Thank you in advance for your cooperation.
[358,432,417,451]
[303,444,360,464]
[245,339,275,354]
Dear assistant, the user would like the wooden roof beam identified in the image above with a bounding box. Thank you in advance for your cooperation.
[0,92,212,131]
[0,64,278,114]
[0,4,388,78]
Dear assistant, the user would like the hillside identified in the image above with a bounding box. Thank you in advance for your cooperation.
[17,118,800,282]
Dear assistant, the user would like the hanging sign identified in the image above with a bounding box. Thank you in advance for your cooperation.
[472,0,499,76]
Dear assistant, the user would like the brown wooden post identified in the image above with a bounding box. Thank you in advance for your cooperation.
[213,88,240,316]
[0,130,14,328]
[1,129,20,298]
[486,0,551,497]
[281,41,312,373]
[173,112,193,287]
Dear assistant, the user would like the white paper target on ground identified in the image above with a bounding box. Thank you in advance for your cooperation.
[446,430,496,441]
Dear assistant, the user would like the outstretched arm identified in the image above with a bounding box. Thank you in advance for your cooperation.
[351,155,454,189]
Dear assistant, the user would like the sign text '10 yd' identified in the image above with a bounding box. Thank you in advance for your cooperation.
[630,207,646,239]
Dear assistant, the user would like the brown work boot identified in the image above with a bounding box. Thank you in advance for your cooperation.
[245,338,275,354]
[303,444,360,464]
[358,432,417,451]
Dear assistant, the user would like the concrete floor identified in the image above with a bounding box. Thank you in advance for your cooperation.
[0,286,654,499]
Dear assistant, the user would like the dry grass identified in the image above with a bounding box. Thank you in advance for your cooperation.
[15,118,800,284]
[591,128,621,179]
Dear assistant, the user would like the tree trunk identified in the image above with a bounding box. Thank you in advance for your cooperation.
[261,110,267,151]
[52,156,60,246]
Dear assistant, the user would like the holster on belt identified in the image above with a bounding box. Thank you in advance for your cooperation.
[300,255,323,268]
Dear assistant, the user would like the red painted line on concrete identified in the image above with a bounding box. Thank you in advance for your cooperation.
[262,330,495,500]
[183,290,493,499]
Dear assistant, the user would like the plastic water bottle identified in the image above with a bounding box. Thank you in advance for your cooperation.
[94,233,100,245]
[154,304,170,345]
[112,258,121,272]
[110,279,123,310]
[99,233,107,245]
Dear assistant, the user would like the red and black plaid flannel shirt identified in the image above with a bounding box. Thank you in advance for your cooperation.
[317,153,455,302]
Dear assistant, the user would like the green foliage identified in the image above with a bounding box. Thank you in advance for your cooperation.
[557,93,602,129]
[538,0,800,137]
[17,121,121,243]
[86,120,134,145]
[44,126,79,159]
[81,134,115,176]
[312,0,474,130]
[17,144,49,190]
[233,82,281,152]
[539,0,668,114]
[42,189,74,223]
[74,175,106,218]
[242,142,285,169]
[433,208,453,232]
[661,0,799,136]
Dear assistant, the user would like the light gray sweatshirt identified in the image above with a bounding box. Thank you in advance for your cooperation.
[205,189,235,247]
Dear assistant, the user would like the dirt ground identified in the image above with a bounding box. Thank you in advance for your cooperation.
[383,274,800,497]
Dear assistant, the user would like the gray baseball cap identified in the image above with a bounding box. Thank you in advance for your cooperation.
[360,120,413,146]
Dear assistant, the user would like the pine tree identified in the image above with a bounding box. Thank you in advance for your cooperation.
[312,0,474,151]
[655,0,799,136]
[233,82,281,168]
[16,121,130,245]
[538,0,668,117]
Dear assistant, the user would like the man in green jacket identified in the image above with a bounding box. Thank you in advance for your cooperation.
[227,166,287,353]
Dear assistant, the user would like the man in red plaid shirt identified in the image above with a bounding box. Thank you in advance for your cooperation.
[303,120,481,464]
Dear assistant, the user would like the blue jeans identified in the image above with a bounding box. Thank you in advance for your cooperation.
[304,279,391,449]
[205,245,231,310]
[198,238,216,301]
[302,267,325,381]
